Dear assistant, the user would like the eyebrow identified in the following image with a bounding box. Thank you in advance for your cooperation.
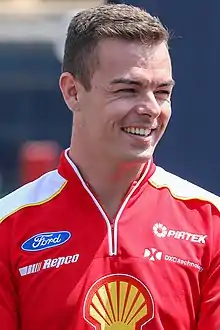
[158,80,175,87]
[110,78,175,87]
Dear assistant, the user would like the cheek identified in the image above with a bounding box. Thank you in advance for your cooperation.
[105,99,133,122]
[160,102,172,126]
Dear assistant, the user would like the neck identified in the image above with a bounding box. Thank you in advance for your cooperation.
[68,139,149,219]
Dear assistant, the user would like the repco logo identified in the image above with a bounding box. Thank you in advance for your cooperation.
[153,223,207,244]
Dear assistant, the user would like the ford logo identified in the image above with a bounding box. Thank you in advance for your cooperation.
[21,231,71,252]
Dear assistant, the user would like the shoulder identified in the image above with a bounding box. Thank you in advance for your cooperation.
[149,166,220,211]
[0,170,67,223]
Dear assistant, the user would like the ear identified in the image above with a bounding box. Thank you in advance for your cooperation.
[59,72,80,112]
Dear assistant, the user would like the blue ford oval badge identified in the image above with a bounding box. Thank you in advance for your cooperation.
[21,231,71,252]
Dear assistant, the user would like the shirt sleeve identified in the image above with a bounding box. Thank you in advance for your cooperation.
[0,220,19,329]
[197,213,220,328]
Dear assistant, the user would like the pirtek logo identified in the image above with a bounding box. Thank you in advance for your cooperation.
[153,223,207,244]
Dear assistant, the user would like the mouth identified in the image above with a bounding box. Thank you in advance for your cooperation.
[122,126,156,137]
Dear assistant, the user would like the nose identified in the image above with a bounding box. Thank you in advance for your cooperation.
[135,92,161,119]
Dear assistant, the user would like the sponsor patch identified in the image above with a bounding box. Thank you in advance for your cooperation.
[153,223,207,244]
[84,274,154,328]
[21,231,71,252]
[19,253,79,276]
[144,247,203,272]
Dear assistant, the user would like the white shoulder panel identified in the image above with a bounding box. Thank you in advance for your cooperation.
[150,166,220,211]
[0,170,67,222]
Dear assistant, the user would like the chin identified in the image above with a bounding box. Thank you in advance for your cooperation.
[122,148,154,162]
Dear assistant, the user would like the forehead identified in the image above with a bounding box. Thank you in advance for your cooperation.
[93,39,172,85]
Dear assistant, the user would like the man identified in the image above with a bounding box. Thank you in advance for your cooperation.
[0,4,220,329]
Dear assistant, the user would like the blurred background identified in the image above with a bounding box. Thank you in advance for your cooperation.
[1,0,220,197]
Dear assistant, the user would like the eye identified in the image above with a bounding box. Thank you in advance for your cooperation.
[155,90,170,96]
[115,88,137,94]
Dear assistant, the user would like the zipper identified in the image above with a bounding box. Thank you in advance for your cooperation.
[65,149,152,257]
[111,222,116,256]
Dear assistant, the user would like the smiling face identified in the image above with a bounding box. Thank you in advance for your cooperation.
[60,38,174,164]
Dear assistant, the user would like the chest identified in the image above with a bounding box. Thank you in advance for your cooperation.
[12,197,208,330]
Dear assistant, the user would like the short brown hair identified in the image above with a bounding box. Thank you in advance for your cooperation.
[62,3,169,91]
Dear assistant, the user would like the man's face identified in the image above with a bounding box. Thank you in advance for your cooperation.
[68,39,173,163]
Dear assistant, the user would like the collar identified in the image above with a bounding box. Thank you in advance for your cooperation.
[58,148,156,191]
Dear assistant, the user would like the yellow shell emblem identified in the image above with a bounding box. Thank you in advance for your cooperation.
[84,274,154,329]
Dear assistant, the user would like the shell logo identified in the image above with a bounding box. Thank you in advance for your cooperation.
[84,274,154,329]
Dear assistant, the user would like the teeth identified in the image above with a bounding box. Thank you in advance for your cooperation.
[123,127,151,136]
